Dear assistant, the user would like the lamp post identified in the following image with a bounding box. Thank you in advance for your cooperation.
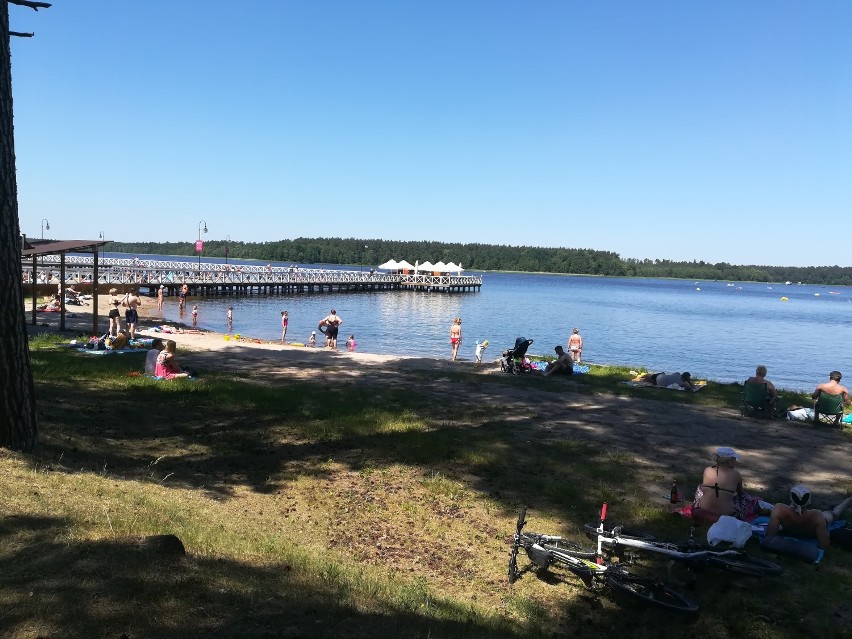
[41,218,49,240]
[197,220,208,274]
[225,234,230,265]
[362,244,368,273]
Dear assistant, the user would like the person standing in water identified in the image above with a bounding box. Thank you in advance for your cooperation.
[567,328,583,363]
[280,310,289,343]
[321,309,342,350]
[450,317,462,361]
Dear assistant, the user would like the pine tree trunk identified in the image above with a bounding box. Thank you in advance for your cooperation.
[0,3,38,452]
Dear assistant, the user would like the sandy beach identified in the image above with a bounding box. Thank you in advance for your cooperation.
[25,294,852,505]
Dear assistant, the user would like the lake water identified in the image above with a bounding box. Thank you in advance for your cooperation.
[114,253,852,392]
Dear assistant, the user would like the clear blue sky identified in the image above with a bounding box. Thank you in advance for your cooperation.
[9,1,851,267]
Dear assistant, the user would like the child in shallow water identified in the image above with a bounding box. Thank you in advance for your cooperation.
[309,331,316,348]
[346,334,357,351]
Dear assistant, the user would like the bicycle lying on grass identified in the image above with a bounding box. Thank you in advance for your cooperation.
[583,504,783,583]
[508,507,699,615]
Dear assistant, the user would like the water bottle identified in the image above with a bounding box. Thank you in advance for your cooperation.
[670,480,678,504]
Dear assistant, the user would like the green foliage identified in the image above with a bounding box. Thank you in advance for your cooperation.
[105,237,852,284]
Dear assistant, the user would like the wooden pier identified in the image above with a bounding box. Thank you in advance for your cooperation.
[23,256,483,297]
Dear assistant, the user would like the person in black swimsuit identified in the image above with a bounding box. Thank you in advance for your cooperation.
[108,298,122,337]
[321,309,342,350]
[693,447,744,522]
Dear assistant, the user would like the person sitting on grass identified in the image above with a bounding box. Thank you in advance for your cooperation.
[544,345,573,377]
[765,485,851,550]
[144,338,165,375]
[155,340,189,379]
[692,447,766,523]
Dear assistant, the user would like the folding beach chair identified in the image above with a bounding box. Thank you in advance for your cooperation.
[741,383,773,419]
[813,391,844,428]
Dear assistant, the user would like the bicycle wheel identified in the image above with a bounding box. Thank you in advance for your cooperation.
[508,508,527,584]
[583,523,656,542]
[605,571,699,615]
[707,553,783,577]
[508,545,520,583]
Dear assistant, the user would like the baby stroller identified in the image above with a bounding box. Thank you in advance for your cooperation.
[501,337,535,375]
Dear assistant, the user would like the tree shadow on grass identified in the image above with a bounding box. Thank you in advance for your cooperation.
[0,514,540,639]
[31,347,852,522]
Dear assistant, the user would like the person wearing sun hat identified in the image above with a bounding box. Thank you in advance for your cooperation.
[692,447,746,523]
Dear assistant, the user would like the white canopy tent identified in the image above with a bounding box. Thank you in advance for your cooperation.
[397,259,415,270]
[377,259,400,270]
[417,260,434,273]
[432,261,448,273]
[445,261,464,274]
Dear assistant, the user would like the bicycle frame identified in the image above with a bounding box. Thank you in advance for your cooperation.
[509,508,700,614]
[592,503,747,563]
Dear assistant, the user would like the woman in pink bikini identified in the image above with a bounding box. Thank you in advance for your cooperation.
[450,317,462,361]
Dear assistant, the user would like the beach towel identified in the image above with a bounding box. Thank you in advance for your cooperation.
[530,361,590,374]
[75,348,138,355]
[624,379,706,392]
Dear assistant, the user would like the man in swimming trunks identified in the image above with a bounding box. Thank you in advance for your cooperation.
[179,283,188,310]
[766,485,852,550]
[693,447,749,522]
[124,288,142,340]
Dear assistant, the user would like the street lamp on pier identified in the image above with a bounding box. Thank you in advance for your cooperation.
[197,220,208,273]
[41,218,49,240]
[362,244,368,272]
[225,234,231,265]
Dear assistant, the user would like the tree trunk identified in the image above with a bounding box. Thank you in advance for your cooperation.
[0,3,38,452]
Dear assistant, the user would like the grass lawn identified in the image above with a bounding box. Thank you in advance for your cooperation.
[0,336,849,638]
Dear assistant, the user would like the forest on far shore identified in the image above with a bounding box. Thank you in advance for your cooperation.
[102,237,852,286]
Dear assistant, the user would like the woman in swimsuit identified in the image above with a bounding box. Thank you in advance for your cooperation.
[450,317,462,361]
[108,298,122,337]
[692,446,765,523]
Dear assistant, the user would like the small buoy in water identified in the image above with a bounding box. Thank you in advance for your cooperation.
[781,297,788,301]
[814,293,820,296]
[696,287,701,291]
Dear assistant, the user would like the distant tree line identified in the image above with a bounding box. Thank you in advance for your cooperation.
[103,237,852,285]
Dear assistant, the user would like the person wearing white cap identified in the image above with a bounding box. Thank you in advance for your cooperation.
[692,447,745,523]
[765,485,852,550]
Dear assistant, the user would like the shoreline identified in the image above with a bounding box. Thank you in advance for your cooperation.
[24,294,818,395]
